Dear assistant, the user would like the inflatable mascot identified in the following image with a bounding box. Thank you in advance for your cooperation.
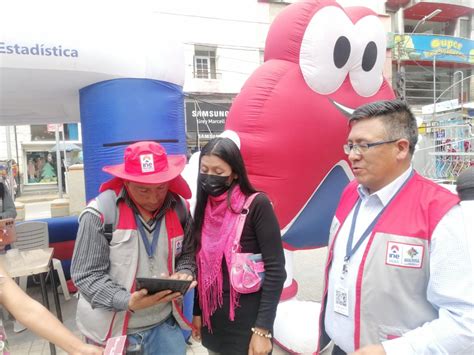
[225,0,395,353]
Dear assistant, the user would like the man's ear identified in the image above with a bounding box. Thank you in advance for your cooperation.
[396,139,410,159]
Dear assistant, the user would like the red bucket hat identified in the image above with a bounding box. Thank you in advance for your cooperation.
[102,141,191,197]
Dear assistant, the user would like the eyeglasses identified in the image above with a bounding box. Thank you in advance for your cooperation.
[343,139,399,155]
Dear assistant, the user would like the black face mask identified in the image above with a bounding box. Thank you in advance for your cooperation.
[199,173,233,197]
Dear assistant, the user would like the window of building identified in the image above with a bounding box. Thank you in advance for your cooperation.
[26,151,58,184]
[31,125,55,141]
[30,123,79,141]
[404,20,445,35]
[459,18,469,38]
[194,46,217,79]
[64,123,79,140]
[400,65,453,106]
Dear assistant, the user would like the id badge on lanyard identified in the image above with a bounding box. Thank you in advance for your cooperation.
[334,281,349,317]
[135,215,162,278]
[334,171,414,317]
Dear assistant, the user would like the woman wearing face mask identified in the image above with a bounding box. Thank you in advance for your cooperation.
[191,137,286,355]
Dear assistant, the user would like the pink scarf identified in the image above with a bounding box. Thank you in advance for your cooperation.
[196,186,246,330]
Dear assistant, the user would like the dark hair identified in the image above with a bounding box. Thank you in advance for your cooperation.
[456,167,474,201]
[349,99,418,155]
[193,137,257,248]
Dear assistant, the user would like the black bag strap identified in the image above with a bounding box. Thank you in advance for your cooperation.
[171,192,188,230]
[93,190,117,245]
[103,223,114,244]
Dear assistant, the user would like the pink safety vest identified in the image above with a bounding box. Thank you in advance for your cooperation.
[317,172,459,352]
[76,188,192,344]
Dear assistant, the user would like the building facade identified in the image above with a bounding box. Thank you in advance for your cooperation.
[387,0,473,181]
[3,0,471,196]
[388,0,473,108]
[153,0,272,151]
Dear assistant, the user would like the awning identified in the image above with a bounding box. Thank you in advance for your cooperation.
[49,142,82,152]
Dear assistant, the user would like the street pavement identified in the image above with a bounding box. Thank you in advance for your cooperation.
[24,201,52,220]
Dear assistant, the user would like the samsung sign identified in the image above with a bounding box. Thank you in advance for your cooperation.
[186,101,231,134]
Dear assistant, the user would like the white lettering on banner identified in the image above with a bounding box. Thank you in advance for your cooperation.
[198,133,219,139]
[0,42,79,57]
[191,110,229,118]
[386,241,424,268]
[196,118,225,125]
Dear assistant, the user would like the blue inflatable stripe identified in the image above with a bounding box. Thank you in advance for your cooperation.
[282,165,350,249]
[35,216,79,243]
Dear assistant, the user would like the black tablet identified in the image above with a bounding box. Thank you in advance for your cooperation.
[136,277,192,295]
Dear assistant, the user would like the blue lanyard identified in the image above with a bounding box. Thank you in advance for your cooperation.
[344,171,414,263]
[135,214,162,259]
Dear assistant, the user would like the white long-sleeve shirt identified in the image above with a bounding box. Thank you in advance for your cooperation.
[325,168,474,354]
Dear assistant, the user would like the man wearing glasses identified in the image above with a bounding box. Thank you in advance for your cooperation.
[318,100,473,354]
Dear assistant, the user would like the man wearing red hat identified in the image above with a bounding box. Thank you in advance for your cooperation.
[72,141,196,354]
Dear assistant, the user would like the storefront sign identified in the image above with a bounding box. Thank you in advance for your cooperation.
[185,101,231,136]
[0,2,185,125]
[393,34,473,64]
[47,124,63,132]
[422,99,459,115]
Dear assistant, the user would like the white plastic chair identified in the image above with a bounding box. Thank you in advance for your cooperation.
[11,221,71,331]
[12,221,71,300]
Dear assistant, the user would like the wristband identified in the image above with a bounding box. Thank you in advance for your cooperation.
[251,327,272,339]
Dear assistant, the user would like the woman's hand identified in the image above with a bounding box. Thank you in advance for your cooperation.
[248,332,272,355]
[192,315,202,342]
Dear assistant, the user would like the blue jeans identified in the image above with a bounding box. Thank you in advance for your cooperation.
[127,316,186,355]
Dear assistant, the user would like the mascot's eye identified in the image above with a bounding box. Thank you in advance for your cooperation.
[300,6,354,95]
[334,36,351,69]
[362,41,377,71]
[349,15,386,97]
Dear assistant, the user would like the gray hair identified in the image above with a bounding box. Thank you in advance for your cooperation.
[349,99,418,155]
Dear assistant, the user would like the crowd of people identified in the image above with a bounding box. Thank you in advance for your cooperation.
[0,99,472,355]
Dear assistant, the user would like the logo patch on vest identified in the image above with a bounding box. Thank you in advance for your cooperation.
[386,241,424,268]
[140,154,155,173]
[175,238,183,255]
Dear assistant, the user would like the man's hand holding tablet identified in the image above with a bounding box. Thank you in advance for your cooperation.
[128,273,197,312]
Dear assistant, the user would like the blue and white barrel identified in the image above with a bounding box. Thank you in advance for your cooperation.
[80,78,186,200]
